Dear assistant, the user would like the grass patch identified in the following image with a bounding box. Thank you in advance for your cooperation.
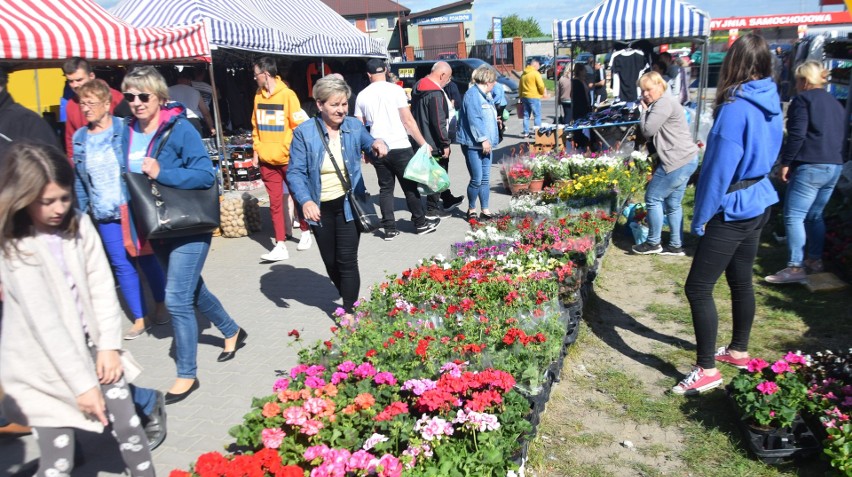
[645,303,692,327]
[585,368,685,427]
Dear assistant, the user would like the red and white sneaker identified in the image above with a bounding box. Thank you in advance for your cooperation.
[671,366,723,395]
[714,346,750,369]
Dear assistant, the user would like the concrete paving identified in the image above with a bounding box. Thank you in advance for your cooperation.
[0,101,560,476]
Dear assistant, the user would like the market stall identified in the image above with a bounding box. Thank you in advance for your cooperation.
[551,0,712,143]
[111,0,389,192]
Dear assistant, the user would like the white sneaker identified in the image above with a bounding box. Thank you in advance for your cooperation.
[261,242,289,261]
[297,232,313,251]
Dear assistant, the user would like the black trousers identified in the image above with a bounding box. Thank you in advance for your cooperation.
[684,208,771,369]
[426,156,454,212]
[373,147,425,229]
[312,196,361,313]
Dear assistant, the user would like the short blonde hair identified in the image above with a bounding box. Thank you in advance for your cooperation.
[121,66,169,102]
[471,65,497,85]
[638,71,668,91]
[76,79,111,103]
[313,75,351,103]
[795,60,828,87]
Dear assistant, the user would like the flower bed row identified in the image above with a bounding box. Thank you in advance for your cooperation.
[170,151,647,477]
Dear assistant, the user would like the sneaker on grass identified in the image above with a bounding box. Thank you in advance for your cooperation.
[632,241,662,255]
[714,346,750,369]
[659,246,685,256]
[764,267,806,284]
[671,366,723,395]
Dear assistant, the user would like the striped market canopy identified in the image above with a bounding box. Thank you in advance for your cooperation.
[111,0,388,58]
[0,0,210,63]
[553,0,711,42]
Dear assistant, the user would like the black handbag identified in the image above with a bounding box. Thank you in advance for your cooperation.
[124,125,220,240]
[314,118,379,234]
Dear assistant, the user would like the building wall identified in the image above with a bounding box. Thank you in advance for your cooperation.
[406,4,474,49]
[350,15,404,53]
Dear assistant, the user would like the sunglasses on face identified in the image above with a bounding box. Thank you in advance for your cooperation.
[123,92,153,103]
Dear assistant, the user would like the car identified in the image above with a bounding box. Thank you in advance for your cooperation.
[436,52,459,60]
[526,55,552,71]
[546,56,572,79]
[389,58,519,111]
[575,52,594,64]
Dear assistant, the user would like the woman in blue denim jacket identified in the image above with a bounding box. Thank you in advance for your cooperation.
[288,76,387,321]
[72,80,166,341]
[456,66,500,221]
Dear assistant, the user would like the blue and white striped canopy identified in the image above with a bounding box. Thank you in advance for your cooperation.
[553,0,710,42]
[111,0,387,58]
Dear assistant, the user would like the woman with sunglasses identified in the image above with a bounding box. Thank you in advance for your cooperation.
[121,66,247,405]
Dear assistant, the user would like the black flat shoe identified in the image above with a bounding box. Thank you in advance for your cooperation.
[217,328,248,362]
[164,379,199,405]
[143,391,167,450]
[479,212,494,220]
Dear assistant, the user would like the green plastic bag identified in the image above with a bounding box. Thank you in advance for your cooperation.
[403,145,450,194]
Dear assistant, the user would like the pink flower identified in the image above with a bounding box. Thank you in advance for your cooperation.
[272,377,290,392]
[261,427,286,449]
[353,362,377,379]
[284,406,308,426]
[377,454,403,477]
[374,372,397,386]
[783,352,806,364]
[756,381,779,395]
[348,450,377,471]
[290,364,309,378]
[333,307,347,317]
[362,433,389,451]
[746,358,769,373]
[306,365,326,376]
[331,372,349,385]
[262,402,280,418]
[301,419,324,436]
[402,378,437,396]
[303,397,330,415]
[414,415,454,441]
[304,444,330,461]
[337,361,356,373]
[305,376,326,389]
[771,360,790,374]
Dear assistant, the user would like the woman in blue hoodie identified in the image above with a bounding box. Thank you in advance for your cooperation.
[674,34,783,395]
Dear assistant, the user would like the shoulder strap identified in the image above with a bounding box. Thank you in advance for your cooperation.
[313,117,351,192]
[152,123,175,159]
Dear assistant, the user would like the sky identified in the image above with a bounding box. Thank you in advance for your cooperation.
[96,0,846,40]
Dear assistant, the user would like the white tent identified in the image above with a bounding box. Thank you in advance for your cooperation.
[111,0,387,58]
[552,0,712,139]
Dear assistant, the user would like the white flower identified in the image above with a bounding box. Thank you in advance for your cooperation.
[362,432,389,450]
[53,434,70,448]
[54,458,70,472]
[129,415,140,427]
[137,462,151,471]
[44,469,60,477]
[128,435,141,444]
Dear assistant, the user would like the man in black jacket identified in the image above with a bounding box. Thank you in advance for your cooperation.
[410,61,464,217]
[0,65,59,157]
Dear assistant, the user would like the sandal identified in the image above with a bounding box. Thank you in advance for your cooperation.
[467,210,478,221]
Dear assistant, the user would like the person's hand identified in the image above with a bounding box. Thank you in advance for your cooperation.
[96,350,123,384]
[421,144,433,155]
[77,386,107,425]
[210,128,216,137]
[442,147,450,159]
[252,152,259,168]
[302,201,320,222]
[141,157,161,179]
[371,140,388,158]
[481,139,492,155]
[780,165,790,183]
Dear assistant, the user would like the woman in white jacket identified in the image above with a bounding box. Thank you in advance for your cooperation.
[0,143,154,476]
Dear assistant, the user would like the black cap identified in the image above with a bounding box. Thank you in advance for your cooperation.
[366,58,386,74]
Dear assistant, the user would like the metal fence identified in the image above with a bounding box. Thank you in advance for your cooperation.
[410,40,516,69]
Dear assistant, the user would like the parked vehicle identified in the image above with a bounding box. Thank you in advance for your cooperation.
[546,56,572,79]
[389,58,519,111]
[437,52,459,60]
[526,55,553,72]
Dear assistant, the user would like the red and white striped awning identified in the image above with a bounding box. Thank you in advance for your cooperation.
[0,0,211,63]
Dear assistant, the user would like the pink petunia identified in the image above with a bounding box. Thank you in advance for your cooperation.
[261,428,286,449]
[771,360,790,374]
[757,381,779,395]
[747,358,769,373]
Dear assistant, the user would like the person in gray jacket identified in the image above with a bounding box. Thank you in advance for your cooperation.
[633,71,699,256]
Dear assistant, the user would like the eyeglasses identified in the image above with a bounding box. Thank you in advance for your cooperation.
[79,101,106,109]
[123,92,153,103]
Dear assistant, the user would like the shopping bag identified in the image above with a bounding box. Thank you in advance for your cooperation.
[403,145,450,194]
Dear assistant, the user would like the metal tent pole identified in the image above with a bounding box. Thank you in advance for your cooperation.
[208,59,231,192]
[693,37,710,141]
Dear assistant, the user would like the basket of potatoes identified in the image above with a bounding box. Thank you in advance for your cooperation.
[219,192,262,238]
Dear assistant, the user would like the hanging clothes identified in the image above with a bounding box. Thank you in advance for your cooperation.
[609,48,647,102]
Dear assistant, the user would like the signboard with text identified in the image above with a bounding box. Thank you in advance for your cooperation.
[413,13,473,25]
[493,17,503,41]
[711,11,852,30]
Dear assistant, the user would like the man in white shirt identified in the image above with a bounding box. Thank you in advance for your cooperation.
[355,59,439,240]
[168,69,215,137]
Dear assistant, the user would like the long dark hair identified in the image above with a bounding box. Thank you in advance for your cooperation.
[0,142,78,256]
[714,34,773,118]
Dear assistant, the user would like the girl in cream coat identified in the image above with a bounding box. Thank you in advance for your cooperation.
[0,143,154,476]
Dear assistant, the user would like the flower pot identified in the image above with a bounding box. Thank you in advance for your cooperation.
[528,179,545,192]
[509,182,530,196]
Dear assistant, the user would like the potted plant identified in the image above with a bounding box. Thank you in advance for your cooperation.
[507,162,532,195]
[728,353,822,462]
[529,160,547,192]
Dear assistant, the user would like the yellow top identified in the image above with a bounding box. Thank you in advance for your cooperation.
[519,65,545,99]
[320,136,346,202]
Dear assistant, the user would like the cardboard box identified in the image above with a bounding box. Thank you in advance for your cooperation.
[234,179,263,191]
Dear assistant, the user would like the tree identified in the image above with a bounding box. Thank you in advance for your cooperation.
[487,14,544,39]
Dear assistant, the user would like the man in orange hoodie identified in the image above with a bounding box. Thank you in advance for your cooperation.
[252,57,311,261]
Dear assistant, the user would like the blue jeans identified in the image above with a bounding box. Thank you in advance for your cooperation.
[521,98,541,135]
[131,384,157,416]
[784,163,842,267]
[644,157,699,248]
[152,234,239,379]
[96,221,166,320]
[462,145,492,210]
